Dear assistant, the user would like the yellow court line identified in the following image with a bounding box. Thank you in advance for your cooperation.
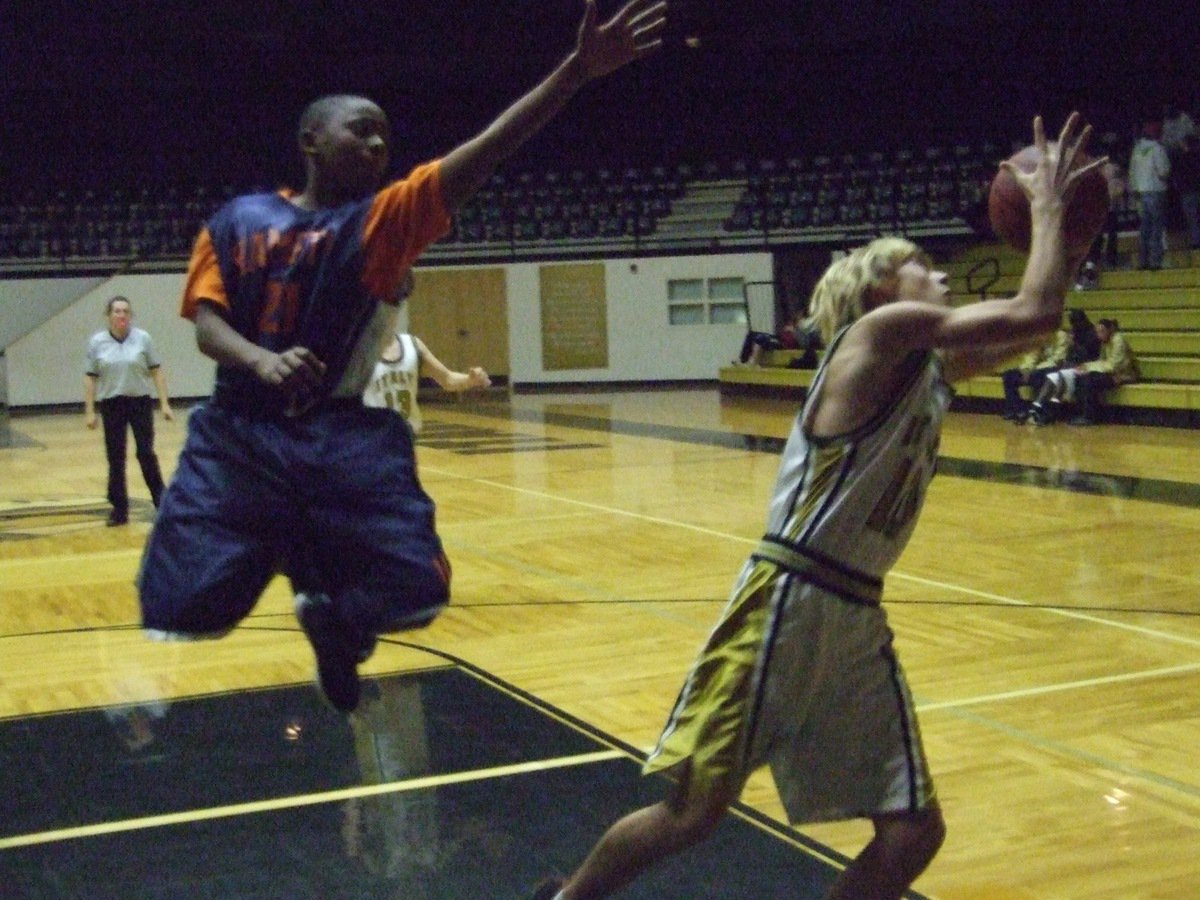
[0,749,622,850]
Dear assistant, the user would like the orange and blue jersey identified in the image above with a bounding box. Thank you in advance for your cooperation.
[182,161,450,411]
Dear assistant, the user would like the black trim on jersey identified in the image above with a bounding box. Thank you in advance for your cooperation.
[802,324,933,449]
[740,571,795,772]
[758,535,883,590]
[801,571,883,607]
[882,641,922,812]
[796,441,858,549]
[782,439,816,544]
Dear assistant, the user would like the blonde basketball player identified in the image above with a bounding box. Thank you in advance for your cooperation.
[534,114,1105,900]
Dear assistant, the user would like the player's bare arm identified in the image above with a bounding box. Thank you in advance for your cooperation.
[194,302,326,396]
[438,0,667,212]
[809,114,1106,431]
[414,336,491,391]
[887,116,1103,372]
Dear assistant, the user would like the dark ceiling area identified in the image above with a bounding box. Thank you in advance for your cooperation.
[3,0,1198,193]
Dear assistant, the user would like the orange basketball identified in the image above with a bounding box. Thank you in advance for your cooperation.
[987,143,1109,253]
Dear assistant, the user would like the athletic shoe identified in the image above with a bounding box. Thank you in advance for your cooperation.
[295,594,361,712]
[531,877,564,900]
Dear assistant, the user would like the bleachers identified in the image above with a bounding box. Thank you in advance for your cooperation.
[0,139,1022,266]
[443,165,683,246]
[0,185,230,261]
[720,240,1200,425]
[0,165,689,265]
[719,141,1056,240]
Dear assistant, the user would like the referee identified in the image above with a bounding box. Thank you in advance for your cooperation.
[84,296,173,525]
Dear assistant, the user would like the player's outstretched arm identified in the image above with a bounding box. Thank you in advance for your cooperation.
[932,115,1107,382]
[439,0,667,212]
[414,337,492,391]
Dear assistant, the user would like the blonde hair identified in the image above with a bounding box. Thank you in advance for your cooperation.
[806,237,929,345]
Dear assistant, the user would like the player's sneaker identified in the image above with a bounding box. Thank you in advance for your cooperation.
[295,593,361,712]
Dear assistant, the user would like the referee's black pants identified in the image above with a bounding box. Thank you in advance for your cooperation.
[99,395,165,517]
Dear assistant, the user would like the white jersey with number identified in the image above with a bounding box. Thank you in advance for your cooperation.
[362,334,422,433]
[764,330,952,580]
[643,328,952,823]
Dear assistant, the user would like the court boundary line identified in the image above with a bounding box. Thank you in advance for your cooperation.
[917,661,1200,711]
[0,749,623,850]
[385,642,863,870]
[0,656,868,881]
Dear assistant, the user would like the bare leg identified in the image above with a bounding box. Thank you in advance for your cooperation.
[560,779,736,899]
[827,805,945,900]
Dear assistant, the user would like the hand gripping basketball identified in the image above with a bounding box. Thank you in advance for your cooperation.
[988,114,1110,254]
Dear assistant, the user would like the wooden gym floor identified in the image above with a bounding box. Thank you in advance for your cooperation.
[1,387,1198,898]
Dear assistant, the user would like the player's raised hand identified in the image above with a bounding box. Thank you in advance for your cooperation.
[575,0,668,81]
[1000,113,1107,207]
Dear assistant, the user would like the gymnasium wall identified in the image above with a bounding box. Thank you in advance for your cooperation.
[1,252,773,407]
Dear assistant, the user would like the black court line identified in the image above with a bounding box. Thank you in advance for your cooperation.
[419,421,602,456]
[472,406,1200,508]
[0,498,158,541]
[0,663,928,899]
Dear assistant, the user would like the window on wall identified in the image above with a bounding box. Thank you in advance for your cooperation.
[667,277,747,325]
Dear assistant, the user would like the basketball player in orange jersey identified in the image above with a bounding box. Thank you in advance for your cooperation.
[534,114,1104,900]
[137,0,667,713]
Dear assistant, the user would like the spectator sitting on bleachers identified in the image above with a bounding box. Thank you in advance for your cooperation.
[1000,327,1070,421]
[1025,309,1101,425]
[1069,318,1140,425]
[738,311,798,366]
[736,310,823,368]
[1027,312,1118,427]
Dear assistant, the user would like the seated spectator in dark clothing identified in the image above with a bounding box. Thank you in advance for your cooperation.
[1029,317,1135,425]
[1025,309,1101,424]
[1064,308,1102,365]
[1000,328,1069,421]
[738,311,819,366]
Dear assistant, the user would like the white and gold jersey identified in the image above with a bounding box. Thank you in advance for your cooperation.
[362,334,422,432]
[761,330,952,589]
[644,328,951,822]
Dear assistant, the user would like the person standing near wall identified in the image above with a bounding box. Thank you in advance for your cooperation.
[84,296,173,526]
[1129,117,1171,270]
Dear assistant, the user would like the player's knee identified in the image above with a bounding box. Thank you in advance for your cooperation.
[662,789,732,848]
[878,806,945,872]
[915,806,946,862]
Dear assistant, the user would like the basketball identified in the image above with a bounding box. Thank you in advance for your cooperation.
[987,143,1109,253]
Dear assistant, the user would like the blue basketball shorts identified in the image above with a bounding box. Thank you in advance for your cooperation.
[138,401,450,637]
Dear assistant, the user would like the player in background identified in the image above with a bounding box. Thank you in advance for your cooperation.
[138,0,667,713]
[533,114,1103,900]
[362,273,492,433]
